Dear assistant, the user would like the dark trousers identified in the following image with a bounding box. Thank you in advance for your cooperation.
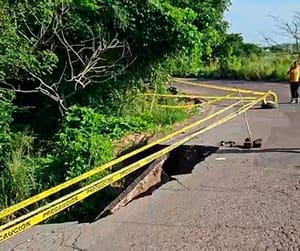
[290,83,299,99]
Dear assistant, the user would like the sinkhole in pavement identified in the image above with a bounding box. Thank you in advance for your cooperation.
[50,144,219,224]
[96,144,219,220]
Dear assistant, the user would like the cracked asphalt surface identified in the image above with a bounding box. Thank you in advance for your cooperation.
[1,80,299,251]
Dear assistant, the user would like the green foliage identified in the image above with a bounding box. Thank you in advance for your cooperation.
[202,53,291,81]
[168,0,231,58]
[0,90,15,166]
[0,133,43,210]
[0,0,232,115]
[63,105,153,138]
[104,0,231,80]
[143,108,189,127]
[0,90,45,213]
[0,1,57,79]
[0,0,231,222]
[53,106,114,180]
[52,104,158,181]
[166,50,202,77]
[213,33,263,61]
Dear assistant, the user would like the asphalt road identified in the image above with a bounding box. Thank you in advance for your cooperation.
[1,80,299,251]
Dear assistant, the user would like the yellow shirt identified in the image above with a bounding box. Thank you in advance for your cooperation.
[289,66,300,82]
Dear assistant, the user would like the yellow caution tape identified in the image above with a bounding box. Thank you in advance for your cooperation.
[173,78,265,95]
[263,91,278,104]
[0,93,267,243]
[203,93,241,106]
[159,92,261,109]
[143,93,258,100]
[156,92,257,109]
[155,93,238,109]
[173,78,278,104]
[0,94,240,220]
[157,104,202,109]
[0,99,243,231]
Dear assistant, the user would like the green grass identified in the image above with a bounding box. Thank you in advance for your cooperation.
[0,133,43,212]
[201,53,293,81]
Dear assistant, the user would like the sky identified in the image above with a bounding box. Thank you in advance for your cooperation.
[224,0,299,45]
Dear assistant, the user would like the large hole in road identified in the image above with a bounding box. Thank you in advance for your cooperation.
[163,145,219,175]
[96,145,218,220]
[50,144,218,224]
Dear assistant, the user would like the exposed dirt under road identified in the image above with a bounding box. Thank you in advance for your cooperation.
[1,80,299,251]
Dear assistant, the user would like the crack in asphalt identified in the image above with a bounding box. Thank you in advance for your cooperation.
[63,225,87,251]
[10,238,33,251]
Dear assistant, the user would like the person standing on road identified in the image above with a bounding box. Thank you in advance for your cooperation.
[288,61,300,104]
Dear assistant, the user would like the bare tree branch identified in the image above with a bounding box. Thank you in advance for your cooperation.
[5,2,134,114]
[269,13,300,56]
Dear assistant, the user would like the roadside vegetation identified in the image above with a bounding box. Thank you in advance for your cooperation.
[0,0,229,220]
[172,33,299,80]
[0,0,299,221]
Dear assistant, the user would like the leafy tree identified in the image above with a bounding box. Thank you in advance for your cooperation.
[0,0,233,113]
[213,33,263,60]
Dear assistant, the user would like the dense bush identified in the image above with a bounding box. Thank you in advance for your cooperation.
[0,90,14,167]
[51,105,159,181]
